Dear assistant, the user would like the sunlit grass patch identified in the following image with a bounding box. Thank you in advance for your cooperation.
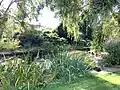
[95,71,120,85]
[42,71,120,90]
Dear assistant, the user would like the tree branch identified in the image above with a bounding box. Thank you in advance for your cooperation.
[77,4,89,11]
[4,0,15,15]
[0,0,4,6]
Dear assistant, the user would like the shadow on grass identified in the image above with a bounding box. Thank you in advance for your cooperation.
[42,73,120,90]
[114,72,120,75]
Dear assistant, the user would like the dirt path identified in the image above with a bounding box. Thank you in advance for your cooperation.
[103,67,120,72]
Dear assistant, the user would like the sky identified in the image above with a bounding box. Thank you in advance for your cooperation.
[30,7,60,29]
[1,0,60,29]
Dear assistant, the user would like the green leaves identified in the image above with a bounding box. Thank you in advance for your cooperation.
[0,57,56,90]
[50,0,82,40]
[89,0,114,14]
[103,37,120,66]
[50,52,88,83]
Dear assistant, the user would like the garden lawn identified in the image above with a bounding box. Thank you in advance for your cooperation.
[42,71,120,90]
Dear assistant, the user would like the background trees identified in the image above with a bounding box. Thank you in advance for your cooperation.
[0,0,120,52]
[0,1,120,89]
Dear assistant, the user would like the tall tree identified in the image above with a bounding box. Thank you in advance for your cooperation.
[0,0,120,40]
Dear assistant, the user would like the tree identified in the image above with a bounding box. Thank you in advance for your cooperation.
[0,0,42,38]
[0,0,120,51]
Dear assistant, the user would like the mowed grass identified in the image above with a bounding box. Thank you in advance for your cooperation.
[42,71,120,90]
[96,71,120,85]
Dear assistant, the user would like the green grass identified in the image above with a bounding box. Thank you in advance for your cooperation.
[42,71,120,90]
[95,72,120,85]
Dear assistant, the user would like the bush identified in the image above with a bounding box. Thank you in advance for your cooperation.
[68,51,95,69]
[0,18,21,50]
[0,57,56,90]
[49,52,89,83]
[0,51,90,89]
[103,37,120,66]
[18,30,43,47]
[0,39,20,51]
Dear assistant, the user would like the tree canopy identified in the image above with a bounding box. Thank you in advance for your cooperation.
[1,0,120,28]
[0,0,120,51]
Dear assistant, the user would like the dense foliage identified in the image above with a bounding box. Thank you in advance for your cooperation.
[0,57,56,90]
[103,37,120,66]
[0,0,120,89]
[0,51,91,90]
[50,52,88,82]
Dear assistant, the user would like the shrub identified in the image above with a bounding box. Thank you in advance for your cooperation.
[68,51,95,69]
[0,51,90,89]
[49,52,89,83]
[0,57,56,90]
[103,37,120,66]
[18,30,43,47]
[0,18,21,50]
[0,39,20,51]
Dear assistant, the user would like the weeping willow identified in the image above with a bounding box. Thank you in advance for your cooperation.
[16,0,41,23]
[89,0,118,16]
[15,0,120,52]
[45,0,120,40]
[50,0,83,40]
[88,0,120,52]
[103,14,120,39]
[1,0,120,41]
